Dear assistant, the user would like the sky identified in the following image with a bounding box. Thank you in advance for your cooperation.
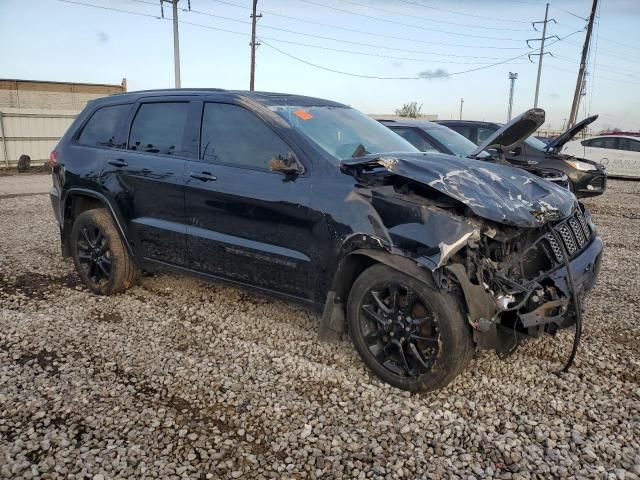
[1,0,639,132]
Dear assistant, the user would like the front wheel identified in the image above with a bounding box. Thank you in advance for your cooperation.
[347,264,474,392]
[71,208,139,295]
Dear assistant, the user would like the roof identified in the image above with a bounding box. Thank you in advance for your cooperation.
[105,88,346,108]
[590,135,640,140]
[436,120,500,127]
[377,118,445,130]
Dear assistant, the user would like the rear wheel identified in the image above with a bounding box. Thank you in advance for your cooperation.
[347,264,474,392]
[71,208,139,295]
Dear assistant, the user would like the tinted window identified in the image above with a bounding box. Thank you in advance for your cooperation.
[78,104,130,147]
[477,126,497,144]
[587,137,619,149]
[128,102,190,155]
[618,138,640,152]
[391,127,438,152]
[448,125,474,143]
[201,103,290,169]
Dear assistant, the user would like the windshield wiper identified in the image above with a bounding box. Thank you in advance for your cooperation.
[351,144,369,158]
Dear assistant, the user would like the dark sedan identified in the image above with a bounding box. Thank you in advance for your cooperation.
[435,116,606,198]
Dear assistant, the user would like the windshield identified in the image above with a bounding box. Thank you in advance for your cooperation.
[524,135,549,152]
[270,105,418,160]
[425,126,488,158]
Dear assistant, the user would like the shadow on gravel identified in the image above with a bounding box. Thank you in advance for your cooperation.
[0,271,82,302]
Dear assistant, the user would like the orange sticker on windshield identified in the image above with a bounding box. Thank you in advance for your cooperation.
[294,109,313,120]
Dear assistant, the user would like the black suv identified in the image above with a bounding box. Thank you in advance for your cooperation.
[49,89,603,392]
[436,116,607,198]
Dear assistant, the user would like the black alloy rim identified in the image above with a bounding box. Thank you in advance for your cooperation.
[360,283,440,377]
[76,224,112,284]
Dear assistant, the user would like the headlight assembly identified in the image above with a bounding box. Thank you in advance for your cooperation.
[564,160,598,171]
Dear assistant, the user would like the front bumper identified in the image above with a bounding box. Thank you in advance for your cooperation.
[572,169,607,198]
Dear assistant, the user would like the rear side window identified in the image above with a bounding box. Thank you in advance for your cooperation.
[391,127,438,152]
[618,138,640,152]
[128,102,190,156]
[200,103,290,170]
[77,104,130,147]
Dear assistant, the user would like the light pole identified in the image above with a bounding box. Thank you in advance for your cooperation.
[507,72,518,121]
[459,98,464,120]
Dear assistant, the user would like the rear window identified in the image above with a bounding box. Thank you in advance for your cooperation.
[128,102,191,156]
[77,104,130,148]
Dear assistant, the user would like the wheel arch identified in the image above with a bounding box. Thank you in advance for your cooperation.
[61,188,134,257]
[318,248,438,342]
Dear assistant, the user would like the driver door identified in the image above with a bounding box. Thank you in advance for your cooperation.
[184,101,317,300]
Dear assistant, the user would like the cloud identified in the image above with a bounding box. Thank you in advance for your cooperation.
[418,68,449,80]
[97,31,110,43]
[549,93,560,99]
[392,61,403,68]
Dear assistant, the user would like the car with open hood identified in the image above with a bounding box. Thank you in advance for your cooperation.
[379,109,570,190]
[436,114,607,197]
[49,89,603,392]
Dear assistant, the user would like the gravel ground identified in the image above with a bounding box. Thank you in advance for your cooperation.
[1,180,639,479]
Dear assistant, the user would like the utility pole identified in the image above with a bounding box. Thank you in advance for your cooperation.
[507,72,518,121]
[160,0,187,88]
[249,0,262,91]
[569,0,598,128]
[459,98,464,120]
[528,3,558,108]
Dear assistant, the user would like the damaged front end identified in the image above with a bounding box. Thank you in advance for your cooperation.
[339,153,603,359]
[447,204,602,357]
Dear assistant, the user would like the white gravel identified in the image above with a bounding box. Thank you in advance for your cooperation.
[0,180,639,479]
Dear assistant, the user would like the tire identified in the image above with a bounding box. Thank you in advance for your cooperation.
[347,263,474,392]
[70,208,139,295]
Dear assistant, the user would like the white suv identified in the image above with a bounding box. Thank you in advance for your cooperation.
[562,135,640,179]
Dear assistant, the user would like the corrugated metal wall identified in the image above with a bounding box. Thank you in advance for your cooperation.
[0,110,77,167]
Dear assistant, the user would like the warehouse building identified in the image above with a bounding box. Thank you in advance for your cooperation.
[0,78,126,168]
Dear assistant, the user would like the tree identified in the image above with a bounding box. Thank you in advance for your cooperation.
[395,102,423,118]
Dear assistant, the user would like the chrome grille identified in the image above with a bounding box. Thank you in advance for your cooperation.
[576,211,591,240]
[558,224,577,255]
[545,211,592,263]
[546,233,564,262]
[569,217,586,247]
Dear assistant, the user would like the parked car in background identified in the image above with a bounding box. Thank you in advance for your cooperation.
[562,135,640,179]
[436,115,607,197]
[49,89,602,392]
[379,114,570,190]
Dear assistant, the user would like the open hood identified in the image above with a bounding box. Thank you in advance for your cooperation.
[342,152,576,228]
[546,114,598,152]
[469,108,546,157]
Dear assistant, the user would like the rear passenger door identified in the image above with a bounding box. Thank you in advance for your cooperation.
[100,99,197,265]
[184,101,315,300]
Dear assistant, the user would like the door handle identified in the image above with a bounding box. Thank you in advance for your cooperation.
[190,172,217,182]
[107,159,128,167]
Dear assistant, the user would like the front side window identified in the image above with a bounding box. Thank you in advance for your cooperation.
[391,127,438,152]
[271,105,417,161]
[200,103,291,170]
[78,104,130,147]
[128,102,190,155]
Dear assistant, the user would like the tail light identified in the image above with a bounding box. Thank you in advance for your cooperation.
[48,150,58,168]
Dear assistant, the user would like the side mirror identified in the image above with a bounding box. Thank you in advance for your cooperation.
[269,152,303,176]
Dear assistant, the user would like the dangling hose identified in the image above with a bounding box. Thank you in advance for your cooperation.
[548,225,582,373]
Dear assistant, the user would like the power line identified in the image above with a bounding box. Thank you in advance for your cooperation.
[341,0,531,32]
[278,0,530,43]
[260,31,583,80]
[390,0,531,24]
[546,64,640,85]
[201,0,530,58]
[184,6,529,50]
[53,0,532,66]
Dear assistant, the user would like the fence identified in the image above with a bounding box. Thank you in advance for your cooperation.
[0,109,77,168]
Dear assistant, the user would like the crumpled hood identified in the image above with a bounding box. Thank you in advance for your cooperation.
[341,152,577,228]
